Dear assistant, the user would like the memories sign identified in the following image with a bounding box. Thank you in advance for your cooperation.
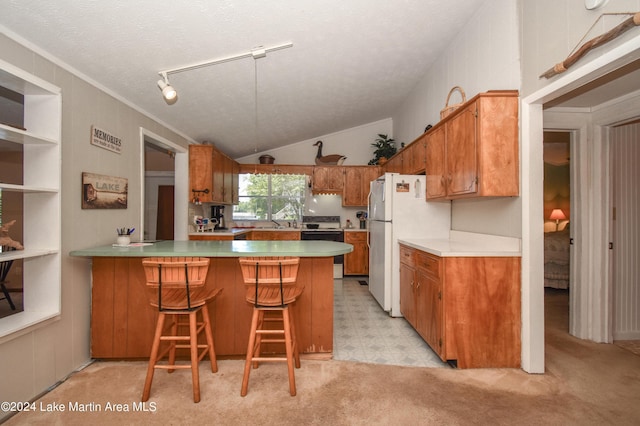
[91,125,122,154]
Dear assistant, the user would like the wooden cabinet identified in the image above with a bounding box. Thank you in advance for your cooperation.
[189,145,214,203]
[312,166,344,193]
[425,126,447,199]
[399,243,521,368]
[425,91,519,200]
[189,144,239,205]
[249,230,301,240]
[402,135,426,175]
[343,166,380,206]
[399,245,417,327]
[344,231,369,275]
[414,251,444,358]
[382,151,403,173]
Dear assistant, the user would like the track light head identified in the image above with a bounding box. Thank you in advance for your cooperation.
[157,74,178,104]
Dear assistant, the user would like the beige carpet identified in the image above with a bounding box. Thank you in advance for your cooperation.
[4,291,640,425]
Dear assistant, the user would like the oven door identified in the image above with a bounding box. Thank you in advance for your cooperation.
[301,231,344,264]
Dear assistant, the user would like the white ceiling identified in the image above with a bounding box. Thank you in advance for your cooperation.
[0,0,487,158]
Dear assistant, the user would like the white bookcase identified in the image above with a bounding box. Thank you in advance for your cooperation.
[0,59,61,338]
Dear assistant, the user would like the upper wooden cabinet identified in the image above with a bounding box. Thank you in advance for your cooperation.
[312,166,344,194]
[189,145,214,203]
[425,125,447,199]
[343,166,380,206]
[402,135,426,175]
[382,151,403,173]
[425,91,519,200]
[189,144,239,205]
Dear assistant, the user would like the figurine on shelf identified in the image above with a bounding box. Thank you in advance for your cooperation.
[0,220,24,250]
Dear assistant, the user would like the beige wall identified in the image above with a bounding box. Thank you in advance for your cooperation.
[520,0,640,97]
[392,0,521,238]
[0,33,193,415]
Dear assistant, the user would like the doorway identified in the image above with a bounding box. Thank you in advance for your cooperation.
[139,128,189,241]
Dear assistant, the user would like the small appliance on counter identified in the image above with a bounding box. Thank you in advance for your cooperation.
[356,211,367,229]
[211,205,227,230]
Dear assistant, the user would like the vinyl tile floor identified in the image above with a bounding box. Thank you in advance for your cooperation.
[333,277,449,368]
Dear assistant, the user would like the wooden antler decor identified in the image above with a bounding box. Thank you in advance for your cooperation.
[540,12,640,79]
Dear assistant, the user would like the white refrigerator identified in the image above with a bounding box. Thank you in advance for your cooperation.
[368,173,451,317]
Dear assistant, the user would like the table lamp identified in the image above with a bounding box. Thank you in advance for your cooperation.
[549,208,567,231]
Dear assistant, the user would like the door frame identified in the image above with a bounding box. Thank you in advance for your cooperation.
[139,128,189,241]
[520,35,640,373]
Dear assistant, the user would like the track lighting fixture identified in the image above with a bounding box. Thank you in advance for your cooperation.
[156,42,293,105]
[157,72,177,104]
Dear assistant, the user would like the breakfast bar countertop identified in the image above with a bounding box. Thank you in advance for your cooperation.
[70,239,353,258]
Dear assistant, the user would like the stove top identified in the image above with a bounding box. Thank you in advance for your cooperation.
[302,215,341,230]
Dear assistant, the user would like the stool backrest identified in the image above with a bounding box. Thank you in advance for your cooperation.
[142,257,210,310]
[238,257,300,307]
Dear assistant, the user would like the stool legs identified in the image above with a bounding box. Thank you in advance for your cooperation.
[241,305,299,397]
[142,312,166,402]
[142,307,216,403]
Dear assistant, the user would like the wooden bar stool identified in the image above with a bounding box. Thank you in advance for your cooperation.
[238,257,303,397]
[141,257,221,403]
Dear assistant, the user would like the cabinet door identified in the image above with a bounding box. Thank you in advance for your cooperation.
[211,149,225,203]
[403,137,426,175]
[416,270,443,358]
[425,127,447,200]
[343,167,365,206]
[445,102,478,196]
[399,262,416,327]
[382,152,403,173]
[222,154,233,204]
[343,166,379,206]
[312,166,343,193]
[344,232,368,275]
[189,145,213,203]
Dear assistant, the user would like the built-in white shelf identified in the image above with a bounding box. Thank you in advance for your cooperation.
[0,59,62,339]
[0,183,58,193]
[0,123,59,145]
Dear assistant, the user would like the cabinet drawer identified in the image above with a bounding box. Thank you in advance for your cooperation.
[345,231,367,242]
[415,251,440,278]
[399,245,415,267]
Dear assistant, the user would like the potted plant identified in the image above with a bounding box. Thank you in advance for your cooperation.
[368,134,397,165]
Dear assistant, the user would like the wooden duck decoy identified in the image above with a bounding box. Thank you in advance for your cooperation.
[313,141,347,165]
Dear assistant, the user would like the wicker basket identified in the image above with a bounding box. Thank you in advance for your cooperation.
[440,86,467,119]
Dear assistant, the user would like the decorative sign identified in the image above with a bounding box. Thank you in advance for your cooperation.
[82,172,128,209]
[90,125,122,154]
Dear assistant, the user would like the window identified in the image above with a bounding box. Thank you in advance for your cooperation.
[233,174,306,222]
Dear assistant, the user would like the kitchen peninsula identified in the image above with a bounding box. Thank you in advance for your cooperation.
[70,240,352,359]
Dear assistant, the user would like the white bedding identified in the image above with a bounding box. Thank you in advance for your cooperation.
[544,228,570,289]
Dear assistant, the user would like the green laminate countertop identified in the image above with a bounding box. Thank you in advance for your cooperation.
[69,240,353,258]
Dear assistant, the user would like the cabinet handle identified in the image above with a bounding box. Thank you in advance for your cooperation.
[416,281,421,289]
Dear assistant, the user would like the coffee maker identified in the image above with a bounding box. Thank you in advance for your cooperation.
[210,205,226,230]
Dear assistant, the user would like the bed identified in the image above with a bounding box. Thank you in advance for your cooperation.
[544,227,570,289]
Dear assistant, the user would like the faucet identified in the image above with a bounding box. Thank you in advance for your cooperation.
[271,219,283,228]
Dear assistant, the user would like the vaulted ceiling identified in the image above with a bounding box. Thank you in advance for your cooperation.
[0,0,487,158]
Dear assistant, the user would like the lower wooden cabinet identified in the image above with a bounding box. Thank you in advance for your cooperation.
[344,231,368,275]
[399,244,521,368]
[248,230,300,240]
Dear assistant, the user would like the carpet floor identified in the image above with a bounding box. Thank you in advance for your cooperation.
[4,290,640,425]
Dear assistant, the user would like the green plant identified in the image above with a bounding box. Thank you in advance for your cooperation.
[368,134,397,165]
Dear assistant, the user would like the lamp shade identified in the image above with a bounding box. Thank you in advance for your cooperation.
[549,208,567,221]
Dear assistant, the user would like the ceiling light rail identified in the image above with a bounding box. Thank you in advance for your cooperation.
[156,42,293,104]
